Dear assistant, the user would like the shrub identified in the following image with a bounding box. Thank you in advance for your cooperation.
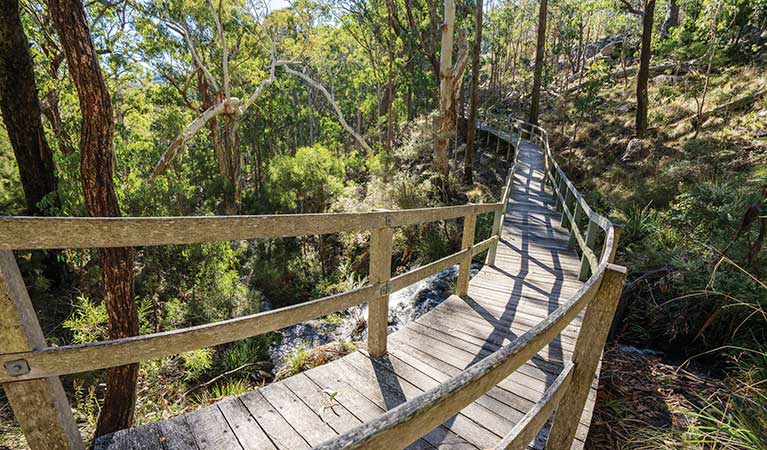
[268,144,346,213]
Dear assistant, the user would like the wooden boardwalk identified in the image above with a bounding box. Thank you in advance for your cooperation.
[94,136,598,450]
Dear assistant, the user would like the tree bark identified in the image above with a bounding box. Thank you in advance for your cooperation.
[464,0,483,185]
[636,0,656,138]
[529,0,548,125]
[48,0,138,438]
[0,0,59,215]
[434,0,456,181]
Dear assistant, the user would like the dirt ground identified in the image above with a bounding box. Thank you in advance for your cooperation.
[585,345,725,450]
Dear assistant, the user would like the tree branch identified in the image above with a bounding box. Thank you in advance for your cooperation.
[207,0,230,98]
[618,0,643,16]
[179,18,220,92]
[282,65,373,153]
[150,98,240,179]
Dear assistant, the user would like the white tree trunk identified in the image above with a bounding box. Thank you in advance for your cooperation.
[434,0,456,180]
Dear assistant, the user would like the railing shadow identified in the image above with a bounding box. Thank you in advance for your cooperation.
[370,355,463,446]
[461,135,567,410]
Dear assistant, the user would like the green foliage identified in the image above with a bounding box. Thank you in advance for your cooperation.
[0,126,23,215]
[180,348,214,381]
[193,379,250,405]
[220,335,275,374]
[276,341,358,380]
[268,144,346,213]
[73,379,101,432]
[62,295,109,344]
[617,203,661,249]
[680,389,767,449]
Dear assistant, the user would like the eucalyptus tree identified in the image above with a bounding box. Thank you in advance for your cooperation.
[142,0,370,213]
[47,0,138,437]
[618,0,656,138]
[464,0,483,184]
[434,0,468,185]
[0,0,59,216]
[529,0,549,125]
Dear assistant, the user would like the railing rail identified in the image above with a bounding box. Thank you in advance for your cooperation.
[0,158,507,449]
[0,115,624,450]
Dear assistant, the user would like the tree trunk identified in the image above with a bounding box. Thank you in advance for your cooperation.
[464,0,483,185]
[434,0,456,181]
[529,0,548,125]
[636,0,656,138]
[386,0,396,152]
[41,90,76,155]
[660,0,679,40]
[48,0,138,438]
[0,0,59,215]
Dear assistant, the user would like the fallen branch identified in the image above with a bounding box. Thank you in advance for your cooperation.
[564,60,695,93]
[668,88,767,128]
[179,362,261,404]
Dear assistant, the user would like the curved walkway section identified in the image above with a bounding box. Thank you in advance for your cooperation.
[94,137,596,450]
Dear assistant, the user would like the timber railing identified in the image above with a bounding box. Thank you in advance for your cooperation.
[0,187,504,449]
[0,115,623,450]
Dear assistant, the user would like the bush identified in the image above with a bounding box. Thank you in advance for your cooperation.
[268,144,346,213]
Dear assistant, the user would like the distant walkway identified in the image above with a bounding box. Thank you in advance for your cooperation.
[94,135,595,450]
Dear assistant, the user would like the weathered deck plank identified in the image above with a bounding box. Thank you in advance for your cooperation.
[94,135,598,450]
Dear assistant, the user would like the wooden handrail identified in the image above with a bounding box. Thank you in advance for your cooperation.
[0,236,498,384]
[0,173,507,449]
[494,362,574,450]
[0,203,501,250]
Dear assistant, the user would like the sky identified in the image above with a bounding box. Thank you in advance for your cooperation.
[267,0,291,10]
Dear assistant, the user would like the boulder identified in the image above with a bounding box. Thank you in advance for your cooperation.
[652,74,679,84]
[600,41,622,58]
[621,138,646,162]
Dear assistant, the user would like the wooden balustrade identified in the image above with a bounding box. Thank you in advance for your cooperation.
[0,251,85,450]
[0,114,623,450]
[368,227,393,357]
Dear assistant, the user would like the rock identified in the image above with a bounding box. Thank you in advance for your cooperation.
[702,116,725,129]
[621,138,646,162]
[757,109,767,117]
[617,103,634,114]
[652,74,678,84]
[600,41,622,58]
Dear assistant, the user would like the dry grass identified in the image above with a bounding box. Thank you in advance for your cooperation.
[586,345,726,450]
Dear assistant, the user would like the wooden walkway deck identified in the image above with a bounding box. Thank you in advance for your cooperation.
[93,137,597,450]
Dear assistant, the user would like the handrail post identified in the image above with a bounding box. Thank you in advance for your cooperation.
[606,224,623,263]
[0,251,85,450]
[457,212,477,297]
[495,123,501,154]
[567,202,583,249]
[486,196,507,267]
[578,219,598,281]
[554,177,567,210]
[550,171,560,202]
[545,264,627,450]
[505,121,513,161]
[486,212,503,266]
[560,188,573,229]
[368,227,393,357]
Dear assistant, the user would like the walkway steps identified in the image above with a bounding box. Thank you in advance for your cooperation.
[94,136,598,450]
